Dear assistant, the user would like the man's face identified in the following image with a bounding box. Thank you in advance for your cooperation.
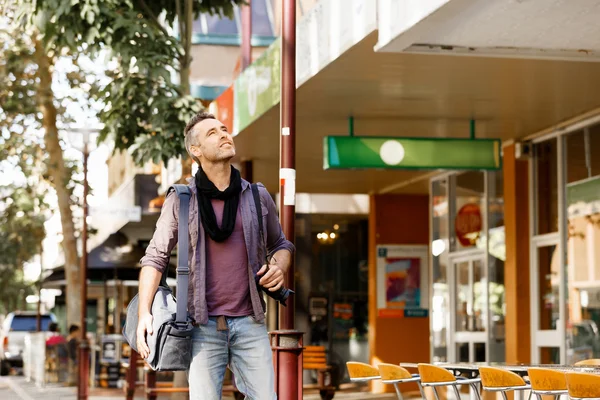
[190,118,235,163]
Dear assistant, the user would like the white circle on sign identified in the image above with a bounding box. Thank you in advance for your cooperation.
[380,140,405,165]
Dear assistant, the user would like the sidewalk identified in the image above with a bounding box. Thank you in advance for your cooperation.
[0,377,160,400]
[0,376,398,399]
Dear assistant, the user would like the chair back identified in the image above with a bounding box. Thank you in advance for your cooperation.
[417,363,455,384]
[566,372,600,398]
[378,364,412,382]
[527,368,567,391]
[479,366,526,389]
[346,362,379,381]
[574,359,600,366]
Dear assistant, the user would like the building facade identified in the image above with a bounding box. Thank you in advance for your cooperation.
[78,0,600,393]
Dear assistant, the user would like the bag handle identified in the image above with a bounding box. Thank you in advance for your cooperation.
[168,184,191,325]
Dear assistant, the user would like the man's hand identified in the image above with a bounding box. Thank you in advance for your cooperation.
[257,262,285,292]
[136,313,154,359]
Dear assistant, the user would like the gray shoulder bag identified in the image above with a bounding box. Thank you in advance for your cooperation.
[123,184,194,371]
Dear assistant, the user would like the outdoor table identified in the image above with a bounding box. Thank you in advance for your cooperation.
[400,361,600,378]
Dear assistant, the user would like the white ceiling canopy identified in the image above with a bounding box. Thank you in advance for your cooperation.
[376,0,600,61]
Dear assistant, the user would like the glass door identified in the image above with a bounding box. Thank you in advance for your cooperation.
[448,251,488,363]
[530,234,563,364]
[430,170,505,363]
[529,138,567,364]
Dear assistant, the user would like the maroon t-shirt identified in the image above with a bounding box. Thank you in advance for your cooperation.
[205,199,253,317]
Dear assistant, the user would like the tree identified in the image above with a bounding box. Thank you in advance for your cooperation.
[0,187,46,315]
[2,2,98,327]
[9,1,243,327]
[0,59,49,314]
[12,1,245,396]
[29,0,244,171]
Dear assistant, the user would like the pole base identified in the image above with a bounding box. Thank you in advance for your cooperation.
[270,330,304,400]
[77,341,90,400]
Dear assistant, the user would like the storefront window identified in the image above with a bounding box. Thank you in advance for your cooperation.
[591,125,600,177]
[488,171,505,362]
[537,245,560,330]
[535,140,559,234]
[565,127,600,362]
[455,259,486,332]
[431,171,504,363]
[566,130,589,183]
[452,171,485,252]
[431,179,449,362]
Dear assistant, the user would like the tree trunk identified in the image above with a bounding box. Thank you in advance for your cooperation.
[35,39,81,329]
[179,57,191,95]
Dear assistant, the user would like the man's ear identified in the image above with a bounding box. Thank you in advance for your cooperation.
[192,145,202,159]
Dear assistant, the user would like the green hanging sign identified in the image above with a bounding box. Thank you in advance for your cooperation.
[323,136,502,170]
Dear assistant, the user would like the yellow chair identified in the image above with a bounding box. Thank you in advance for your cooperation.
[479,367,530,400]
[377,363,425,400]
[418,363,481,400]
[565,371,600,399]
[574,359,600,366]
[346,361,380,383]
[527,368,568,400]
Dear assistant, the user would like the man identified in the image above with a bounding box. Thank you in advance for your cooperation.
[137,111,294,399]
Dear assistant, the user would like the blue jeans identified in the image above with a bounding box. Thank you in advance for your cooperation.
[188,316,276,400]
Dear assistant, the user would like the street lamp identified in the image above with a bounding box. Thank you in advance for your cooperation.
[67,126,100,400]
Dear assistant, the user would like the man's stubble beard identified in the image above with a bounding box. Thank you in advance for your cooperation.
[217,147,236,163]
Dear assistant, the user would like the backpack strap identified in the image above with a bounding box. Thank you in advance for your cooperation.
[251,183,264,240]
[167,184,191,325]
[251,183,269,266]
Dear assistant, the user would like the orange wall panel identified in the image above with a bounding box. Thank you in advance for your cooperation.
[368,194,430,393]
[503,144,531,363]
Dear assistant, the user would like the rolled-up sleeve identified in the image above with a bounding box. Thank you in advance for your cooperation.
[139,191,179,273]
[260,184,295,257]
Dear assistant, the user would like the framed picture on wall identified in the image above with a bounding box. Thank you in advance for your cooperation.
[376,245,429,317]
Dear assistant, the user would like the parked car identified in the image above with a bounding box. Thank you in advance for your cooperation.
[0,311,57,375]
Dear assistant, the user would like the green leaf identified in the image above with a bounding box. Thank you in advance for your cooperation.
[86,10,94,24]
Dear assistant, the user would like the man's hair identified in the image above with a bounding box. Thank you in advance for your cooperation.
[184,111,216,164]
[69,324,80,334]
[48,322,59,332]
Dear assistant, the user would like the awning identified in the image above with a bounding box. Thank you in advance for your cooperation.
[213,0,600,195]
[43,231,176,284]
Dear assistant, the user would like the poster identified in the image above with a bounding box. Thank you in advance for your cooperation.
[377,245,429,318]
[332,303,354,339]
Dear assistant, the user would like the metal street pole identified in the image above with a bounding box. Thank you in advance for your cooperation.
[78,141,90,400]
[241,0,252,70]
[272,0,303,399]
[280,0,296,333]
[36,246,44,332]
